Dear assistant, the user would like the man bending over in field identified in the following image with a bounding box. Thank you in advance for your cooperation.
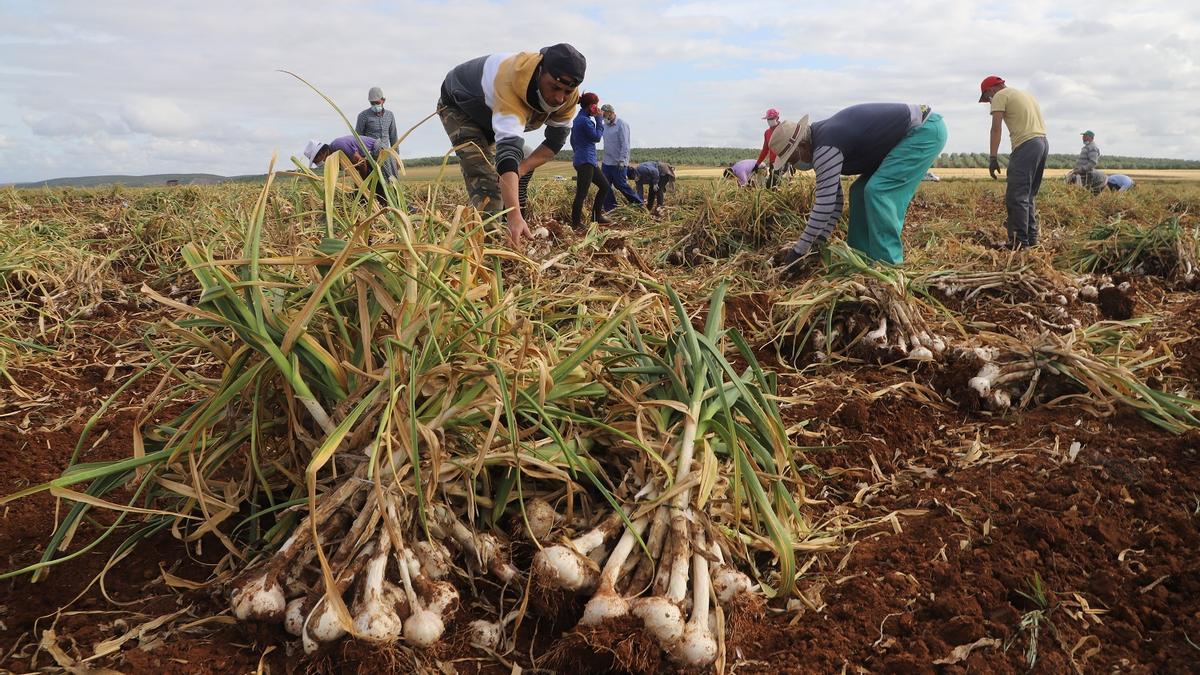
[438,43,587,248]
[768,104,947,275]
[628,161,676,214]
[725,159,761,187]
[304,136,388,205]
[979,75,1048,249]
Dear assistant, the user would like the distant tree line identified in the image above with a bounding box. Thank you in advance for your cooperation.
[402,149,1200,170]
[932,152,1200,170]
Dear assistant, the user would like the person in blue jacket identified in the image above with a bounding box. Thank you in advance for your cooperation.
[570,92,613,230]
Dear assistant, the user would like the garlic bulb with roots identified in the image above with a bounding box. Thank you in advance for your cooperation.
[468,619,502,650]
[231,572,286,621]
[302,598,346,654]
[533,511,623,592]
[713,566,754,603]
[412,540,452,580]
[908,345,934,361]
[865,316,888,346]
[1079,284,1099,301]
[523,498,559,541]
[990,389,1013,410]
[351,540,404,643]
[631,596,684,644]
[533,545,599,592]
[579,515,649,625]
[672,536,717,668]
[403,609,445,648]
[284,597,310,636]
[969,363,1001,398]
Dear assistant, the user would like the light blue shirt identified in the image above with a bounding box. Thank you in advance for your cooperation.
[1106,174,1134,191]
[602,117,632,166]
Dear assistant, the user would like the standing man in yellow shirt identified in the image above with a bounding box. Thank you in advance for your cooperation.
[979,75,1048,249]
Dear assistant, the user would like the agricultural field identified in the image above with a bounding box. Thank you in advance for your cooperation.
[1,169,1199,674]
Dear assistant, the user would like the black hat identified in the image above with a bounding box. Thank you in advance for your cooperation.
[540,43,586,87]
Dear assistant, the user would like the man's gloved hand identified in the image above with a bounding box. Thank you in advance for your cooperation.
[772,247,818,280]
[988,155,1002,179]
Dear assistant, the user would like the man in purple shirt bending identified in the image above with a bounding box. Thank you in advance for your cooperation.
[304,135,386,204]
[724,159,761,187]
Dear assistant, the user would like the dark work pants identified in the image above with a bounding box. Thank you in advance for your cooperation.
[572,163,611,228]
[1005,136,1049,247]
[601,163,643,211]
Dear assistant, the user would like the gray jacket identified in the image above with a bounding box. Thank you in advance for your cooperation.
[1075,141,1100,172]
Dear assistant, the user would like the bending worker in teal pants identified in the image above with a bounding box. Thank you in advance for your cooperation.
[768,103,947,272]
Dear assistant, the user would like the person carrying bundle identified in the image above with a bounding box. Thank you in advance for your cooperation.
[438,43,587,248]
[768,104,947,273]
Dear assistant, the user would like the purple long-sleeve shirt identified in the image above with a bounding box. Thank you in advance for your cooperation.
[329,135,379,159]
[730,159,757,186]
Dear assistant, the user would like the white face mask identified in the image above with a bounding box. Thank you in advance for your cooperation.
[371,104,384,113]
[535,89,560,113]
[768,118,780,128]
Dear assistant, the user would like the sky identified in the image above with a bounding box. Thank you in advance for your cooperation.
[1,0,1198,183]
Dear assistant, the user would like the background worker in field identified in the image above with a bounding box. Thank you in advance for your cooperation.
[628,160,676,214]
[1067,130,1106,193]
[599,103,644,211]
[356,87,398,181]
[752,108,782,187]
[979,75,1048,249]
[570,93,613,230]
[303,136,388,205]
[1106,173,1135,192]
[725,159,761,187]
[438,43,586,248]
[768,104,947,272]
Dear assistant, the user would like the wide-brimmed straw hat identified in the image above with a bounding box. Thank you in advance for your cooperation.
[768,115,810,171]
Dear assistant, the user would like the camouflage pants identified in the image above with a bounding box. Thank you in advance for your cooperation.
[437,102,532,218]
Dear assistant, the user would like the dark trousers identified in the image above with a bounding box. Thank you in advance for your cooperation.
[601,164,643,211]
[1005,136,1049,247]
[638,176,676,207]
[572,163,611,228]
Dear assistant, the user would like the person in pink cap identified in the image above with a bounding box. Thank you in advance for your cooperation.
[753,108,782,185]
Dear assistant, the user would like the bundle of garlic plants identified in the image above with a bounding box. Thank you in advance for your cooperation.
[533,283,830,669]
[3,161,654,655]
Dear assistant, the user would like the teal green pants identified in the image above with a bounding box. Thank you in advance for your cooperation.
[846,113,947,264]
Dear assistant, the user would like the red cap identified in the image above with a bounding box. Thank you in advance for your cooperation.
[762,108,780,120]
[979,76,1004,102]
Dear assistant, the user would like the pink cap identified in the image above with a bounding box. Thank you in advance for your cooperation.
[762,108,780,120]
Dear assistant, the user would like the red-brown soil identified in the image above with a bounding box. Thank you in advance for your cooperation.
[3,298,1200,674]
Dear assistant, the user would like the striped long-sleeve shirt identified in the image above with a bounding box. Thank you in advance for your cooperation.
[791,146,845,255]
[789,103,924,256]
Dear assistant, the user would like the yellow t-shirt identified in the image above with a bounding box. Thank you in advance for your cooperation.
[990,87,1046,150]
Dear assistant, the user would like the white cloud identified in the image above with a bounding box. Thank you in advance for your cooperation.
[0,0,1197,183]
[120,97,198,137]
